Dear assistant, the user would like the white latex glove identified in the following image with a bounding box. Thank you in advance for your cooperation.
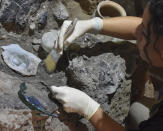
[55,17,103,53]
[50,86,100,120]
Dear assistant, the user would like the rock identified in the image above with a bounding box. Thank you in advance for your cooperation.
[28,0,48,30]
[41,30,58,52]
[38,12,48,29]
[69,40,138,77]
[107,79,131,125]
[0,0,42,30]
[51,0,69,22]
[68,53,131,124]
[68,53,126,95]
[33,45,40,52]
[144,80,155,98]
[44,112,91,131]
[66,53,131,126]
[45,117,70,131]
[1,44,41,76]
[29,22,36,35]
[0,109,33,130]
[74,33,102,48]
[0,71,58,112]
[32,38,42,45]
[29,23,36,31]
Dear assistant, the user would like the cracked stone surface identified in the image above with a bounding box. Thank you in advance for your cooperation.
[0,71,58,111]
[67,53,131,125]
[0,0,42,30]
[68,53,126,95]
[0,109,33,130]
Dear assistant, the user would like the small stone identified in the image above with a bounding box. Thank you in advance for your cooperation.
[144,80,155,98]
[41,30,58,52]
[38,12,47,29]
[29,23,36,30]
[32,38,42,45]
[33,45,40,52]
[51,0,69,22]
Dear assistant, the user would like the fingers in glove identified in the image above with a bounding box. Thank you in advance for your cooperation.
[64,106,74,113]
[50,86,63,93]
[50,86,68,103]
[66,29,78,44]
[66,21,85,45]
[58,21,72,53]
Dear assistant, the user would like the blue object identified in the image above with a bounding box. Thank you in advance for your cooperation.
[18,82,59,117]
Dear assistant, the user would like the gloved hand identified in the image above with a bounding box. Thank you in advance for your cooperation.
[55,17,103,53]
[50,86,100,120]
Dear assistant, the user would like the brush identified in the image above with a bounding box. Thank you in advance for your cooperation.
[44,18,78,73]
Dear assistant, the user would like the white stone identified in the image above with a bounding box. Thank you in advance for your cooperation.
[29,22,36,30]
[41,29,58,52]
[1,44,41,76]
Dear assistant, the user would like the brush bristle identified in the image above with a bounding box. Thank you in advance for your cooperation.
[44,54,56,73]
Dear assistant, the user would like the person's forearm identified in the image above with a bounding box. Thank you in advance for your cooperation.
[101,16,142,40]
[90,107,125,131]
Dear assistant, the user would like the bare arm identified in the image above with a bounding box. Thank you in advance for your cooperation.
[101,16,142,40]
[90,107,125,131]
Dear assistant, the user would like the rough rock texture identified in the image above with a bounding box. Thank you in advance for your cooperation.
[51,0,69,22]
[0,109,33,130]
[67,53,130,125]
[0,0,42,30]
[45,113,91,131]
[68,40,138,78]
[1,44,41,76]
[107,79,131,124]
[29,0,49,30]
[68,53,126,96]
[74,33,103,48]
[0,71,64,112]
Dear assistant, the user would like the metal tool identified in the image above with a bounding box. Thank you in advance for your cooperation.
[18,82,59,117]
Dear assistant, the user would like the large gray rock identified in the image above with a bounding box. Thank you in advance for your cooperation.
[67,53,131,125]
[68,53,126,95]
[0,0,42,30]
[0,71,57,112]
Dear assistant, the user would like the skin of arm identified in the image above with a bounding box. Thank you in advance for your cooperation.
[90,107,125,131]
[101,16,142,40]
